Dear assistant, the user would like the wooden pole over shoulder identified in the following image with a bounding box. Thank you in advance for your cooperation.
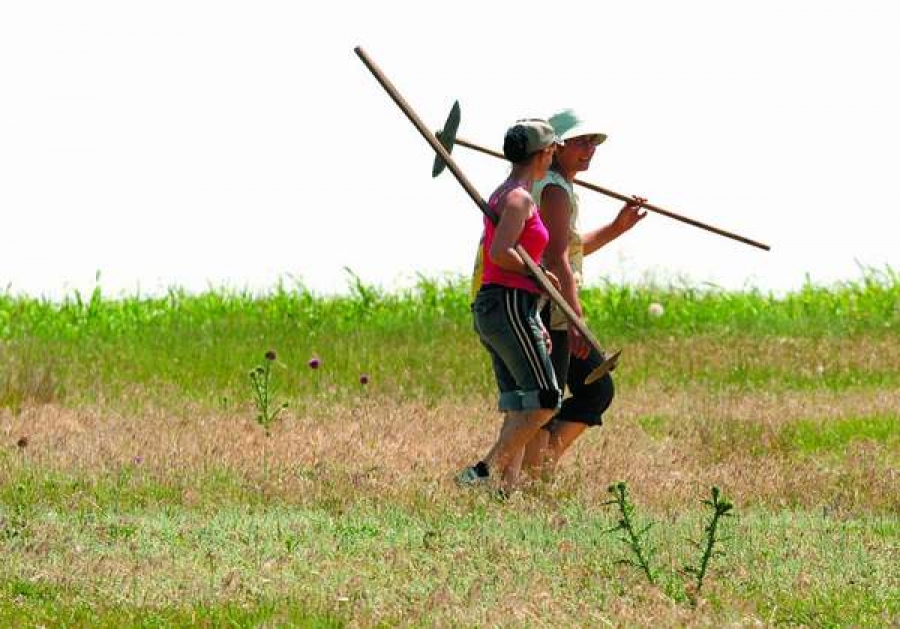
[452,136,771,252]
[354,46,619,383]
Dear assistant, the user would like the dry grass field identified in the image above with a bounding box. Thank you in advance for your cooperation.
[2,384,898,625]
[1,281,899,625]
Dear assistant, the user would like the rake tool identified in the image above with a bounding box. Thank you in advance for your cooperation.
[354,47,618,384]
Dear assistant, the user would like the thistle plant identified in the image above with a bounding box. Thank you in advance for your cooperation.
[604,481,656,585]
[685,486,734,594]
[604,483,738,601]
[248,350,288,435]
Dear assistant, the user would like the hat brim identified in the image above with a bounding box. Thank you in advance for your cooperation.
[562,132,607,146]
[537,136,564,151]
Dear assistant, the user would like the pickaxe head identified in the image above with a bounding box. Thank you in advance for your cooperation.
[584,350,621,384]
[432,100,460,178]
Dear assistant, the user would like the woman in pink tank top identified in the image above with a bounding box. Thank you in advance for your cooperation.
[455,119,565,492]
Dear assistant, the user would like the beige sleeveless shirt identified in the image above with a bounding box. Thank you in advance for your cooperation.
[532,171,584,330]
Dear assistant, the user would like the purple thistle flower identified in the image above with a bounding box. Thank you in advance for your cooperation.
[265,350,277,361]
[359,374,369,385]
[308,357,320,369]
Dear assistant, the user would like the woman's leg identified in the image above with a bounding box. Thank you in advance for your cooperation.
[467,287,560,490]
[523,416,589,476]
[543,350,615,469]
[485,409,555,487]
[523,325,570,477]
[522,425,551,476]
[546,420,588,462]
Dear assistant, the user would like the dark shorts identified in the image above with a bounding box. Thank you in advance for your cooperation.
[473,285,561,412]
[542,309,615,427]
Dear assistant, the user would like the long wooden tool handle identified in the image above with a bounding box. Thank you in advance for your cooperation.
[454,136,771,252]
[354,46,608,357]
[354,48,497,224]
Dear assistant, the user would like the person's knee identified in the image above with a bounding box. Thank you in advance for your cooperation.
[515,387,562,414]
[538,387,562,410]
[587,372,614,404]
[499,387,562,415]
[512,407,552,431]
[558,374,614,426]
[577,373,614,410]
[532,407,555,425]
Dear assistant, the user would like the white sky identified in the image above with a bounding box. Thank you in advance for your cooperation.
[2,1,898,299]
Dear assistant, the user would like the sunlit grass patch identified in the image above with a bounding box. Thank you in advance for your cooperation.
[1,270,899,408]
[1,501,897,626]
[778,414,900,454]
[636,414,669,440]
[583,264,900,338]
[681,411,900,466]
[764,587,899,628]
[0,465,248,514]
[0,343,60,414]
[695,417,770,459]
[730,510,900,626]
[618,335,900,393]
[0,594,343,628]
[711,364,900,391]
[4,578,60,605]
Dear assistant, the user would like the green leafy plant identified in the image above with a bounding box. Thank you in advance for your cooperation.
[605,481,656,585]
[685,486,734,594]
[248,350,288,435]
[605,482,737,599]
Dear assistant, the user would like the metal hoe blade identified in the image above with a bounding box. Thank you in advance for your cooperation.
[432,101,460,178]
[584,350,621,385]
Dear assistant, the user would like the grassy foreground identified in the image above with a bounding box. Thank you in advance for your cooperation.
[1,273,899,626]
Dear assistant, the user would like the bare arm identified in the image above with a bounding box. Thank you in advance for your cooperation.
[539,185,582,318]
[540,185,592,359]
[488,188,535,275]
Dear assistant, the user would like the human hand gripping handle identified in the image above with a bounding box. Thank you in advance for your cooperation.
[518,249,620,383]
[567,322,592,361]
[614,196,648,233]
[445,136,770,251]
[530,263,561,294]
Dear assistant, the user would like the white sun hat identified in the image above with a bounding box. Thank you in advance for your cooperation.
[547,109,608,145]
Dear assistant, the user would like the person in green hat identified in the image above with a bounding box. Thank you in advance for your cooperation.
[521,109,647,476]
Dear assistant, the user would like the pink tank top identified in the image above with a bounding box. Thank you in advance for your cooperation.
[480,181,549,294]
